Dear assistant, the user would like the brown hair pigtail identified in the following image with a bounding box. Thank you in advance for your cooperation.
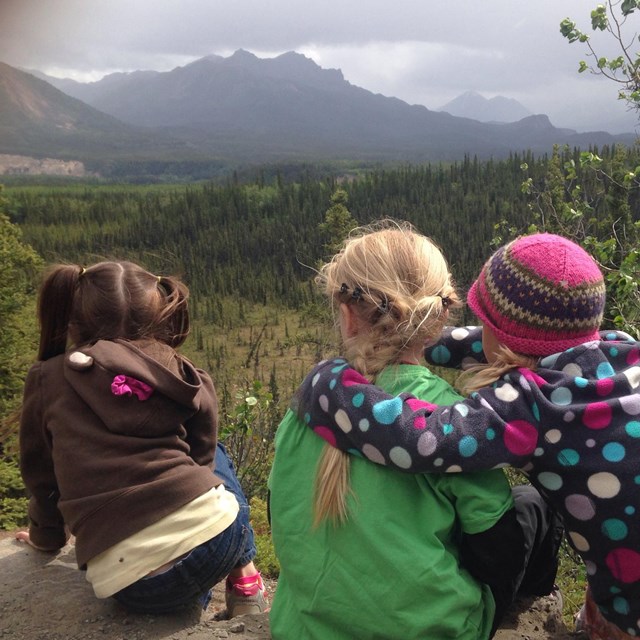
[37,265,81,361]
[157,276,190,348]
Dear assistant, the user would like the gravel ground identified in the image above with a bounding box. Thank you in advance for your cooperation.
[0,533,580,640]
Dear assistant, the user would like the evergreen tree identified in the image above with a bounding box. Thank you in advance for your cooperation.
[318,188,358,257]
[0,186,42,424]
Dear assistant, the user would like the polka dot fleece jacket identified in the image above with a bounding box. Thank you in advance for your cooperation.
[294,327,640,637]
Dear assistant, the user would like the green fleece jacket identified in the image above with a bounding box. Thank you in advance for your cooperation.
[269,365,513,640]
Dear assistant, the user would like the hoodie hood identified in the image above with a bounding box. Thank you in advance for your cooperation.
[63,339,204,436]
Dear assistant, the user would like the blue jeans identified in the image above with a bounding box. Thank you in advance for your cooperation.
[112,443,257,614]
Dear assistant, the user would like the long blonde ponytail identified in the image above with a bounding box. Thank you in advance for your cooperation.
[312,221,460,525]
[313,446,352,527]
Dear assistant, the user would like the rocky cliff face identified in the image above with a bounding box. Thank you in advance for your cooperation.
[0,154,88,176]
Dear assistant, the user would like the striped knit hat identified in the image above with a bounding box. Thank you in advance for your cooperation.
[467,233,606,356]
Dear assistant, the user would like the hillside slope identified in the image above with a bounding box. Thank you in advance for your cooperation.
[0,62,190,160]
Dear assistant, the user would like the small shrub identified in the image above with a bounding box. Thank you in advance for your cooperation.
[250,496,279,578]
[556,538,587,626]
[0,496,28,529]
[0,458,28,529]
[220,381,282,501]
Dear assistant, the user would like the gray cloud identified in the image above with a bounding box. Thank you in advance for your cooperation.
[0,0,637,133]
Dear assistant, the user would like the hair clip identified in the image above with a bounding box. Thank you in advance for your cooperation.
[79,267,86,277]
[340,283,363,302]
[439,295,451,309]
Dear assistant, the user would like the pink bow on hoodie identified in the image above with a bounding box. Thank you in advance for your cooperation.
[111,375,154,401]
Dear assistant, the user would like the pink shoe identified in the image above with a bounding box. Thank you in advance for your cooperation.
[225,572,269,618]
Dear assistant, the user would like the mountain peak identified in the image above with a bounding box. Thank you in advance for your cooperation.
[184,54,224,68]
[274,51,316,65]
[439,91,532,123]
[229,49,258,62]
[212,49,345,86]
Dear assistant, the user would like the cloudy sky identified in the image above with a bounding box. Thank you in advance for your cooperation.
[1,0,638,133]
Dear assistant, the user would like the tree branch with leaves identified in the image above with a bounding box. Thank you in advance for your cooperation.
[519,145,640,338]
[560,0,640,111]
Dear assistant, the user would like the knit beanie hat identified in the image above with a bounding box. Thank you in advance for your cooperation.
[467,233,606,356]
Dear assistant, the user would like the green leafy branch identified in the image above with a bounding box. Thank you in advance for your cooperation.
[518,146,640,338]
[560,1,640,110]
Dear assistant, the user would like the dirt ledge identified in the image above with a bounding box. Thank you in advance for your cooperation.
[0,537,578,640]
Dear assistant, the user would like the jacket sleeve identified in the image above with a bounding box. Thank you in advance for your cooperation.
[182,369,218,468]
[293,358,541,473]
[424,326,488,369]
[19,364,69,551]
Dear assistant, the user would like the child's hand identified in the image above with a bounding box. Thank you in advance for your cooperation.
[15,531,59,552]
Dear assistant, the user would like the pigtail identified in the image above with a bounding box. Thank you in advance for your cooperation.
[313,222,461,526]
[156,275,190,348]
[37,265,81,360]
[313,446,352,527]
[32,261,192,355]
[460,346,538,395]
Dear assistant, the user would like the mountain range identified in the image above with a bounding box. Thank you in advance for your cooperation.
[1,50,637,173]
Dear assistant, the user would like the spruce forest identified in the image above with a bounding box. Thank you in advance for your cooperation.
[9,148,640,306]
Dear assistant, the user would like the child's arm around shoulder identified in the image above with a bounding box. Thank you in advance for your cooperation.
[294,358,541,473]
[424,326,487,370]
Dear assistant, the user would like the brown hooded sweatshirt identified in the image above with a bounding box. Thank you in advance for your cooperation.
[20,339,220,569]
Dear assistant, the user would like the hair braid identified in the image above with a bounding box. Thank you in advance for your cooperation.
[313,220,460,525]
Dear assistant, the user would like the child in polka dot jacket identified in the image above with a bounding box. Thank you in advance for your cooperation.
[295,233,640,640]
